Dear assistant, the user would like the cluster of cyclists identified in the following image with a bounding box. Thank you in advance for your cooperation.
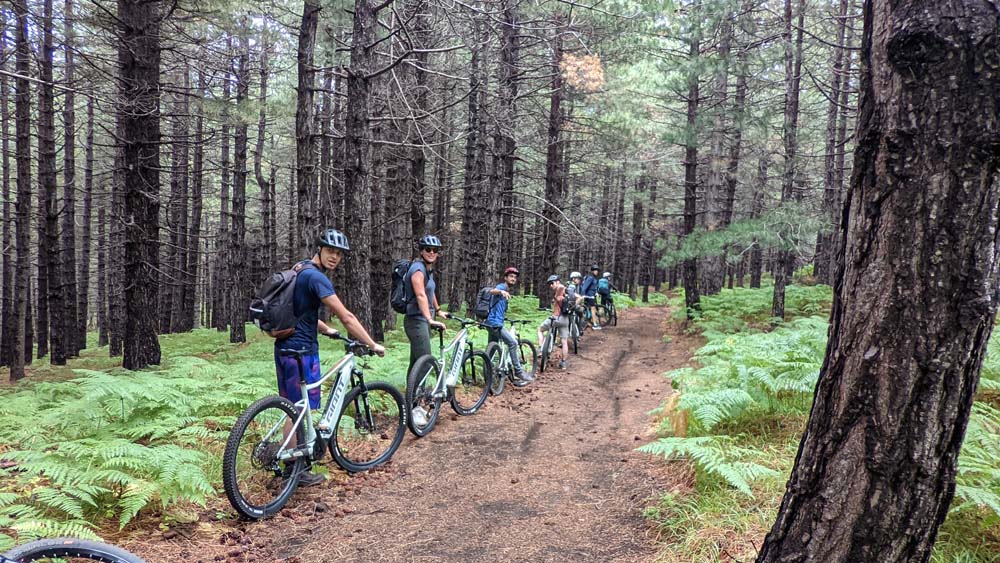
[221,228,621,521]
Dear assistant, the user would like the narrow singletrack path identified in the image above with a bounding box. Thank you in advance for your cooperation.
[133,305,700,563]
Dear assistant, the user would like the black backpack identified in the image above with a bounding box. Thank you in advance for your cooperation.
[473,286,498,320]
[390,259,413,314]
[249,262,315,339]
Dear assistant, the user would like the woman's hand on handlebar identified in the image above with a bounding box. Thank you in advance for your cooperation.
[430,319,447,331]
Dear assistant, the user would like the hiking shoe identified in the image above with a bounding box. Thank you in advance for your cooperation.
[297,470,326,487]
[411,406,429,427]
[558,360,566,370]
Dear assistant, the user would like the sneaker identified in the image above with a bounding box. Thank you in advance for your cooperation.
[517,371,535,383]
[593,325,602,331]
[411,406,429,427]
[297,470,326,487]
[558,360,566,370]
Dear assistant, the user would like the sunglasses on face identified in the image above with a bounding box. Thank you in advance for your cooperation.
[422,247,441,254]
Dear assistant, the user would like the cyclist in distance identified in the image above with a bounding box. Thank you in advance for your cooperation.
[599,271,615,307]
[403,235,451,377]
[276,228,386,486]
[484,266,532,382]
[567,271,586,313]
[537,274,571,370]
[581,265,601,330]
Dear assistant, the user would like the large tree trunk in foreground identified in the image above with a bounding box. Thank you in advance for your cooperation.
[757,2,1000,562]
[38,0,62,363]
[8,0,31,381]
[117,0,162,370]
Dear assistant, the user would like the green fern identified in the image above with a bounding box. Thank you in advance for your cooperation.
[638,436,780,495]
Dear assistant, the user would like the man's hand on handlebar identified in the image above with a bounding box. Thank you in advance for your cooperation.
[371,343,386,357]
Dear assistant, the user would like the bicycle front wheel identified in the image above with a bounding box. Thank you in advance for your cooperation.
[514,339,537,386]
[485,342,506,396]
[4,538,146,563]
[222,395,304,520]
[571,321,579,354]
[609,303,618,326]
[539,332,552,373]
[406,354,443,437]
[451,350,492,415]
[331,381,405,473]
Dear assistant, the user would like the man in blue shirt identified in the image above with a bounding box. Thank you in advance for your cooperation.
[275,228,385,486]
[580,264,602,330]
[484,266,531,382]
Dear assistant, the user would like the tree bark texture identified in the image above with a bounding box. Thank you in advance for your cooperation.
[229,32,250,344]
[38,0,62,363]
[537,29,564,310]
[682,32,701,319]
[117,0,163,370]
[61,0,79,357]
[212,45,232,331]
[0,16,13,368]
[772,0,805,320]
[342,0,377,333]
[296,0,320,258]
[757,2,1000,561]
[77,96,94,351]
[8,0,31,380]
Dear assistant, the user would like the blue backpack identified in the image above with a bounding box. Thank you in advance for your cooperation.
[598,278,611,294]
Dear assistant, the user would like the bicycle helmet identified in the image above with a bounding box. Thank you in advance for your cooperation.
[317,228,350,251]
[602,272,612,278]
[570,271,582,280]
[417,234,443,248]
[546,274,560,284]
[504,266,520,276]
[590,264,599,271]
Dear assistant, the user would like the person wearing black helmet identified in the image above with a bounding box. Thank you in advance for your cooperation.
[274,228,385,486]
[483,266,531,382]
[580,264,602,330]
[537,274,570,369]
[403,234,450,377]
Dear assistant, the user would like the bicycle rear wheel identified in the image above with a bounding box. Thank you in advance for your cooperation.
[4,538,146,563]
[571,319,579,354]
[222,395,305,520]
[609,303,618,326]
[485,342,506,396]
[451,350,492,415]
[331,382,405,473]
[406,355,443,437]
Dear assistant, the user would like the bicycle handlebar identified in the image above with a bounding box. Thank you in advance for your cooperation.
[324,331,376,357]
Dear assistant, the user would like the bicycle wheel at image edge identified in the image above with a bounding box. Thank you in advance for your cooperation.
[4,538,147,562]
[222,395,305,520]
[406,354,443,437]
[485,342,506,396]
[331,382,405,473]
[451,350,492,415]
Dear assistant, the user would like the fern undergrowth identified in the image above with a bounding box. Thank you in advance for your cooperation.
[643,284,1000,563]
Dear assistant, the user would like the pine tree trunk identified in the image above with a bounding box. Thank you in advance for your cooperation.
[342,0,377,333]
[409,0,430,239]
[814,0,849,285]
[61,0,79,357]
[749,156,767,289]
[771,0,805,320]
[97,202,107,347]
[77,96,94,351]
[538,28,564,309]
[212,46,232,331]
[8,0,31,381]
[830,22,856,284]
[296,0,319,258]
[699,11,733,296]
[629,179,644,300]
[682,31,701,319]
[117,0,162,370]
[0,16,13,368]
[229,33,249,344]
[757,2,1000,560]
[460,33,485,312]
[167,70,190,334]
[109,144,124,357]
[186,71,205,329]
[643,177,658,302]
[496,0,518,269]
[38,0,62,363]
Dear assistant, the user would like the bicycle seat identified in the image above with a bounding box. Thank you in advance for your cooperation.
[279,348,310,358]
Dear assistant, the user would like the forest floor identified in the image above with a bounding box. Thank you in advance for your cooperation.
[127,305,702,563]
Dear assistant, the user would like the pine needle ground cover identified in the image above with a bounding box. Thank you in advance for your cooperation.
[643,285,1000,563]
[0,292,658,548]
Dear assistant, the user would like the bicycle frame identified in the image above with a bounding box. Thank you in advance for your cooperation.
[267,351,359,462]
[431,327,472,397]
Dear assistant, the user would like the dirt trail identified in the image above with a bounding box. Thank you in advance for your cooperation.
[135,306,700,563]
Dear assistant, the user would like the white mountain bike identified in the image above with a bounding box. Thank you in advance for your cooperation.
[485,319,537,395]
[406,317,493,437]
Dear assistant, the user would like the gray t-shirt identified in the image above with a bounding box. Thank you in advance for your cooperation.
[404,260,436,320]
